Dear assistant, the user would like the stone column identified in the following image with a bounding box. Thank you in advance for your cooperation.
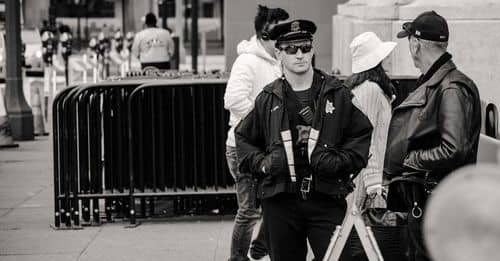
[5,0,34,140]
[332,0,500,105]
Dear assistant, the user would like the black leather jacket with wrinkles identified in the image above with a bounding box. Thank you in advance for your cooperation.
[384,59,481,182]
[235,70,373,199]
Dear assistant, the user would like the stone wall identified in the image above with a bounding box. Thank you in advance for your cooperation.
[332,0,500,105]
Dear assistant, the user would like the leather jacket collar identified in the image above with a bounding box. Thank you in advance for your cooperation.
[396,59,456,110]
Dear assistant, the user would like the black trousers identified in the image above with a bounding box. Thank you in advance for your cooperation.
[141,61,171,70]
[261,193,349,261]
[391,182,431,261]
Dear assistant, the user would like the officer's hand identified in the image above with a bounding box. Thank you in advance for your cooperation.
[258,155,272,176]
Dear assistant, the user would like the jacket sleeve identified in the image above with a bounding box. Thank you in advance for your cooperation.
[311,93,373,179]
[234,99,267,175]
[224,55,256,122]
[403,84,472,172]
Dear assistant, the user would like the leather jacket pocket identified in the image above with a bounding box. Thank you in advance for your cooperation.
[312,142,339,178]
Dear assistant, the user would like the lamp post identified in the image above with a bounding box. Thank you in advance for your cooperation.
[4,0,34,140]
[191,0,198,73]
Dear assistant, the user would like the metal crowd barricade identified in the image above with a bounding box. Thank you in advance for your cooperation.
[52,72,234,229]
[127,77,232,225]
[52,79,152,228]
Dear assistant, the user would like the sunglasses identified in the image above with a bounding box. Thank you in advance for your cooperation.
[279,44,313,55]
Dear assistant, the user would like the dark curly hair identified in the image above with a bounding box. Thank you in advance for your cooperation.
[254,5,289,39]
[344,63,395,99]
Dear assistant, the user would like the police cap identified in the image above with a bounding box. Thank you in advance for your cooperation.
[269,19,317,43]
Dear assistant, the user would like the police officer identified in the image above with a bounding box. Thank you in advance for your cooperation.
[235,19,373,261]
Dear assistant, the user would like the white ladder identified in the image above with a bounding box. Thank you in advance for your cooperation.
[322,205,384,261]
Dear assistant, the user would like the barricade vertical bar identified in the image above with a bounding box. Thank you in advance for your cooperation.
[59,94,68,227]
[203,87,214,187]
[216,86,228,188]
[171,88,177,192]
[137,90,145,192]
[71,91,80,227]
[157,89,166,191]
[52,87,75,227]
[90,93,100,224]
[177,87,186,190]
[116,89,125,193]
[62,90,75,227]
[103,90,113,221]
[53,91,61,227]
[67,92,78,227]
[198,88,207,188]
[72,91,86,227]
[142,90,153,193]
[191,87,198,191]
[78,90,91,224]
[97,92,104,206]
[150,89,157,193]
[127,88,136,225]
[183,87,194,189]
[211,87,219,190]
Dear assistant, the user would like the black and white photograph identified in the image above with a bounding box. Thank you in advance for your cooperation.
[0,0,499,260]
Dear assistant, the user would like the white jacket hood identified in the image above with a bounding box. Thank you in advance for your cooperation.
[236,35,278,65]
[224,35,282,147]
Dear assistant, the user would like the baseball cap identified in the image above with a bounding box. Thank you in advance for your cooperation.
[396,11,449,42]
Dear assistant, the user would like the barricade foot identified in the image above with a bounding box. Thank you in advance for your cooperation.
[0,143,19,149]
[81,221,104,227]
[124,221,141,229]
[50,224,84,230]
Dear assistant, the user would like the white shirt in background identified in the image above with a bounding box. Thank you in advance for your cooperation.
[131,27,175,63]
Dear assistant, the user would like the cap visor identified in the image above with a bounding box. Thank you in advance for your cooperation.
[396,30,410,39]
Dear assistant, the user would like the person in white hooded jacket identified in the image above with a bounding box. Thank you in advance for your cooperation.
[224,5,289,261]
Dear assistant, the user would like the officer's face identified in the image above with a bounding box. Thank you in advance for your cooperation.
[278,40,314,74]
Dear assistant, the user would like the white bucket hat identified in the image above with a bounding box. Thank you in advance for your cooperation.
[350,32,397,74]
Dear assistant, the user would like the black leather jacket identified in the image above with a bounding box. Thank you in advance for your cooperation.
[235,70,373,199]
[384,59,481,183]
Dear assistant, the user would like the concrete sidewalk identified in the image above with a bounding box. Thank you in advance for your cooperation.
[0,135,235,261]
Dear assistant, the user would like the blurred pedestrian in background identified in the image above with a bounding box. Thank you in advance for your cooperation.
[132,12,175,70]
[224,5,289,261]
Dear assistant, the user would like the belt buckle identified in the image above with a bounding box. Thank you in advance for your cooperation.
[300,176,312,200]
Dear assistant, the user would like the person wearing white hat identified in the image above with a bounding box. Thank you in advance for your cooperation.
[344,31,397,211]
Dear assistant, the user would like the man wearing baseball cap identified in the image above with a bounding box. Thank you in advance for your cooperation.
[235,19,372,260]
[384,10,481,261]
